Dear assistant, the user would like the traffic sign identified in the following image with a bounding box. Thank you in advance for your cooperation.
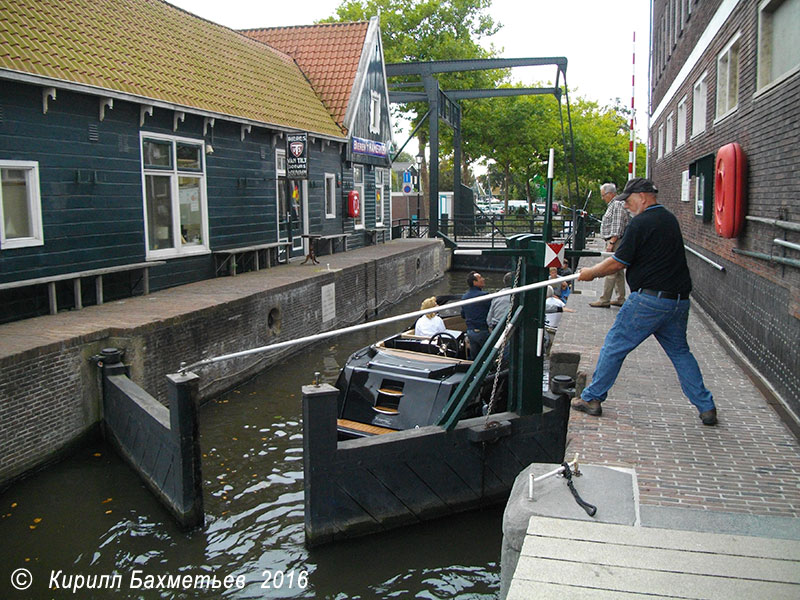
[403,170,412,184]
[402,183,412,194]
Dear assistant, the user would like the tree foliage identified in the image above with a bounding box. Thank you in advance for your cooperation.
[325,1,647,218]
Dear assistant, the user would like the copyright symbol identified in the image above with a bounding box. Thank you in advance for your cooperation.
[11,568,33,590]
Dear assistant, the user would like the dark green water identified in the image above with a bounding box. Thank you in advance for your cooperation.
[1,271,510,599]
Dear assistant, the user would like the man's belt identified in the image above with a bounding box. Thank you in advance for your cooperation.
[637,288,685,300]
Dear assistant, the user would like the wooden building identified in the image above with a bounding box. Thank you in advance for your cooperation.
[0,0,393,323]
[648,0,800,417]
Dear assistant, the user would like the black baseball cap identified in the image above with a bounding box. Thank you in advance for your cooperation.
[614,177,658,202]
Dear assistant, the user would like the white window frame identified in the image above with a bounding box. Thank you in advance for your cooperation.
[375,167,386,227]
[657,124,664,160]
[691,72,707,138]
[353,165,365,229]
[676,96,688,147]
[324,173,336,219]
[757,0,800,92]
[369,91,381,134]
[0,160,44,249]
[715,33,741,121]
[665,112,674,155]
[140,132,209,260]
[276,149,287,240]
[0,160,44,250]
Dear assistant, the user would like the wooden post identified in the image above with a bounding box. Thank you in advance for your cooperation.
[302,382,339,547]
[167,371,204,528]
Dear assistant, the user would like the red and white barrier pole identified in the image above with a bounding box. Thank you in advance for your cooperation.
[629,31,636,180]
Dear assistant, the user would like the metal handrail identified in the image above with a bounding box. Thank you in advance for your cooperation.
[745,215,800,233]
[684,245,726,271]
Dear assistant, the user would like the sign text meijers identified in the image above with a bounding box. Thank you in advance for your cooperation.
[286,133,308,179]
[351,136,388,158]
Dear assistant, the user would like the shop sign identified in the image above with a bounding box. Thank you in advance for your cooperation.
[351,136,388,158]
[286,133,308,179]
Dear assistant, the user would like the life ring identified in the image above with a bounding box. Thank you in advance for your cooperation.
[347,190,360,218]
[714,142,746,238]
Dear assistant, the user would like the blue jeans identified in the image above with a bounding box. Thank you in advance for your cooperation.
[582,292,715,413]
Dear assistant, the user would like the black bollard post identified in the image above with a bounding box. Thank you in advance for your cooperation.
[302,382,338,547]
[166,371,204,529]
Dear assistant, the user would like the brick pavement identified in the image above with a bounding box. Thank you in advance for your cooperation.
[553,247,800,518]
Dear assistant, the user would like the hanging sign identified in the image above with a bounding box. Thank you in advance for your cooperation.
[544,242,565,268]
[286,133,308,179]
[351,136,388,158]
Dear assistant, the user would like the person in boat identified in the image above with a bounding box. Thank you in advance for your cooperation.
[544,285,576,355]
[461,271,491,359]
[487,272,513,331]
[414,296,447,337]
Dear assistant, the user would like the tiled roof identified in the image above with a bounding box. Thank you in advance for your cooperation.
[242,21,370,128]
[0,0,345,138]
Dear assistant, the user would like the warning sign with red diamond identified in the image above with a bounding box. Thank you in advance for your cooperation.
[544,242,565,268]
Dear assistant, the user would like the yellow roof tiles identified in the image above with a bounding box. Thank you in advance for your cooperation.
[0,0,345,138]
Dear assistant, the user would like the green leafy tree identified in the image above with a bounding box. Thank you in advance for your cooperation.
[325,0,503,194]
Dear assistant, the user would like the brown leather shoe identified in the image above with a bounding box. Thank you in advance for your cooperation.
[610,298,626,306]
[700,408,717,426]
[572,399,602,416]
[589,300,611,308]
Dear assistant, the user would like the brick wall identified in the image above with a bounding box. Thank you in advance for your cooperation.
[649,0,800,416]
[0,345,100,484]
[0,242,448,487]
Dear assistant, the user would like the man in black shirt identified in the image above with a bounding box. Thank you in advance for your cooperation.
[572,178,717,426]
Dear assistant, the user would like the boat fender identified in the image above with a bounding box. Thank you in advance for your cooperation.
[714,142,747,238]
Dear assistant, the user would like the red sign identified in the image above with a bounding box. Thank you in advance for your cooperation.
[544,243,565,268]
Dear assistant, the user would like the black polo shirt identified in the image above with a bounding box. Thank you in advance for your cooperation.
[613,204,692,295]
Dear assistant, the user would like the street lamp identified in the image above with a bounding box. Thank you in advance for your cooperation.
[415,150,424,227]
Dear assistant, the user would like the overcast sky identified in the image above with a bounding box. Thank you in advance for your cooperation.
[167,0,652,143]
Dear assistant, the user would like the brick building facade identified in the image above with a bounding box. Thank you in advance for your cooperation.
[648,0,799,415]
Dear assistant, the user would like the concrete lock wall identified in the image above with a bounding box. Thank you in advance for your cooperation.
[0,241,449,488]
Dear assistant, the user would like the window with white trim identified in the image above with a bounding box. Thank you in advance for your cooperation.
[716,34,741,119]
[676,96,687,147]
[692,73,707,136]
[324,173,336,219]
[369,91,381,134]
[141,133,209,258]
[665,112,674,155]
[758,0,800,90]
[353,165,365,229]
[0,161,44,249]
[657,124,664,160]
[375,168,387,227]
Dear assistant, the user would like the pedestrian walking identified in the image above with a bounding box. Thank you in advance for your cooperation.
[590,182,630,308]
[573,178,717,426]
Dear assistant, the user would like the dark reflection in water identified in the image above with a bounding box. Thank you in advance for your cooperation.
[0,271,509,599]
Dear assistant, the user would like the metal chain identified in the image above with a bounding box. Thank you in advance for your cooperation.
[485,257,523,421]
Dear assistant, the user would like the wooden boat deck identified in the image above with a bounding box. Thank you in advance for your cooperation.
[507,516,800,599]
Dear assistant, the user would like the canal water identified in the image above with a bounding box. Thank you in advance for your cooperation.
[1,271,511,599]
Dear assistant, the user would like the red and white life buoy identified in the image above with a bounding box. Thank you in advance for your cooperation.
[714,142,746,238]
[347,190,360,218]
